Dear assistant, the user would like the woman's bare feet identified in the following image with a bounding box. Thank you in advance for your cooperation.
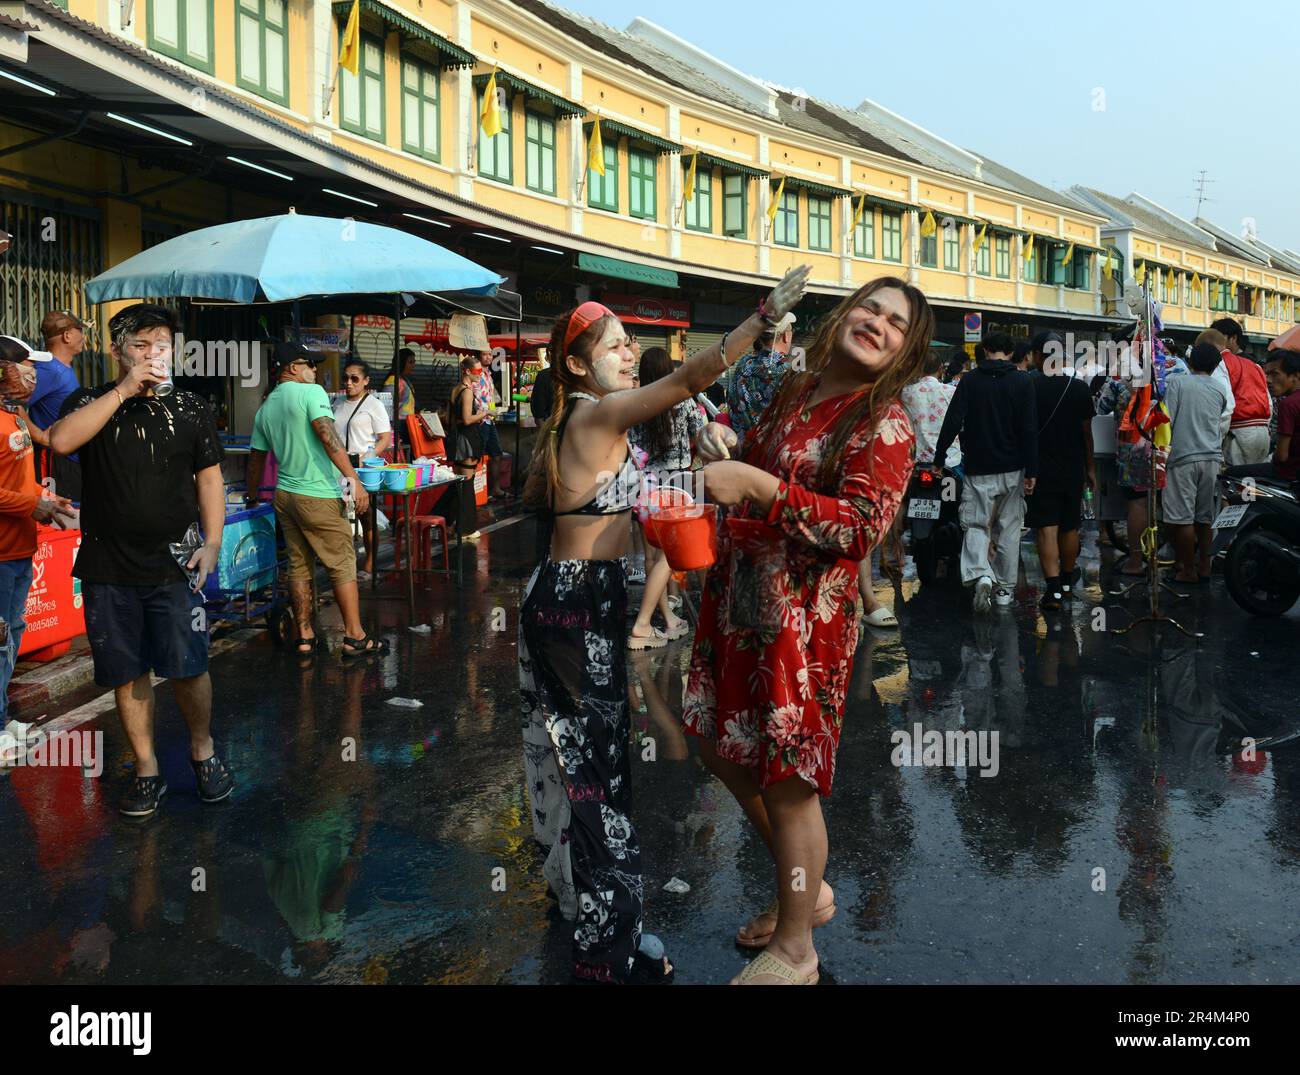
[736,880,834,947]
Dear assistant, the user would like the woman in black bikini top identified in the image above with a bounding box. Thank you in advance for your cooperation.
[516,267,811,986]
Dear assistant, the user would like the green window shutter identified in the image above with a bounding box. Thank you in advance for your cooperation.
[775,189,799,248]
[943,222,960,270]
[808,195,831,252]
[881,211,901,261]
[401,57,440,161]
[976,236,991,276]
[525,111,556,195]
[854,208,875,258]
[629,149,656,220]
[478,87,512,182]
[589,142,618,211]
[685,166,713,232]
[723,173,747,238]
[994,235,1010,278]
[149,0,215,74]
[237,0,288,105]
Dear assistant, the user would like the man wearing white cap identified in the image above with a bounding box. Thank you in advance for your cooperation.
[724,311,797,449]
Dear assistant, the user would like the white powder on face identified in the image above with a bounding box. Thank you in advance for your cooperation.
[591,325,627,391]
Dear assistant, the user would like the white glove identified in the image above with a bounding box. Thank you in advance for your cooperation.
[763,264,812,321]
[696,422,737,463]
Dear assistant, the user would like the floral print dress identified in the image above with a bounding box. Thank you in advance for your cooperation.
[682,384,915,796]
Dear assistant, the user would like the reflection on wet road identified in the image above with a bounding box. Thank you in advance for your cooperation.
[1,521,1296,984]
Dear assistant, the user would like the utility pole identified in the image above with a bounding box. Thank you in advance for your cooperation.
[1193,170,1215,217]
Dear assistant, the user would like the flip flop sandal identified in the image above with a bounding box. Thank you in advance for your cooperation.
[735,894,837,949]
[294,637,317,656]
[732,949,818,986]
[342,633,390,660]
[864,607,899,628]
[661,620,690,641]
[627,627,668,650]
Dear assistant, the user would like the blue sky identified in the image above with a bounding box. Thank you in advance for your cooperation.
[560,0,1298,254]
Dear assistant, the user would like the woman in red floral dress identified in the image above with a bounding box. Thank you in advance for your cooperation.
[684,276,935,985]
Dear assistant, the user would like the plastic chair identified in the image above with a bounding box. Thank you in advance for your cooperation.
[412,515,450,572]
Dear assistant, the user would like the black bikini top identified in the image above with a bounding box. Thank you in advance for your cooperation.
[552,392,641,517]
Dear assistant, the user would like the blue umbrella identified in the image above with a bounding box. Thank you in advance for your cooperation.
[84,211,502,304]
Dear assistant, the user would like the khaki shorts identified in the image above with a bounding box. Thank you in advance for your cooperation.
[1163,459,1219,525]
[273,489,357,585]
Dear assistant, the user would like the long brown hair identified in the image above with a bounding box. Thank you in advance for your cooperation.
[522,306,622,508]
[634,346,673,461]
[745,276,934,492]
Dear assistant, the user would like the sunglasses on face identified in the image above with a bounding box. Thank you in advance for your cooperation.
[345,374,365,383]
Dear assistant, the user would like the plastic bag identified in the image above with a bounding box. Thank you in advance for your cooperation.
[168,523,205,592]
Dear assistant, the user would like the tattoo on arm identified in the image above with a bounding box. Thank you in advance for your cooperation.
[312,416,345,455]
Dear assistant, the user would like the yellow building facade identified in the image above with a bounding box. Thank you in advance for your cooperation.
[4,0,1293,357]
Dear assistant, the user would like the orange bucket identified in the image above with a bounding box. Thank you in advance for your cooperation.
[641,486,694,552]
[648,504,718,570]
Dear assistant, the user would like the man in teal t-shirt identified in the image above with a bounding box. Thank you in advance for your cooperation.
[246,343,388,660]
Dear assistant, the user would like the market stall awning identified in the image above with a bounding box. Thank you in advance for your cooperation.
[584,118,679,154]
[404,331,547,358]
[473,71,583,118]
[577,252,677,289]
[331,0,474,68]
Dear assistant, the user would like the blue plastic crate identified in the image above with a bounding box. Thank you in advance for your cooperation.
[203,503,278,599]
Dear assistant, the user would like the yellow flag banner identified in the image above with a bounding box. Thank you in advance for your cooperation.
[1101,250,1113,279]
[480,69,503,138]
[850,194,866,232]
[766,176,786,227]
[338,0,361,76]
[1230,280,1239,302]
[1063,242,1075,266]
[1023,234,1035,264]
[1165,269,1175,293]
[920,210,936,238]
[586,117,604,176]
[1136,261,1146,286]
[683,151,697,203]
[972,223,987,254]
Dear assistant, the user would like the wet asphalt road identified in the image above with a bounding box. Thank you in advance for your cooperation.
[1,516,1297,985]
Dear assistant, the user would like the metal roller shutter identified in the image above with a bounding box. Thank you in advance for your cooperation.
[684,329,725,358]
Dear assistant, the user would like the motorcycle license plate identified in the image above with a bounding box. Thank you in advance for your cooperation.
[1213,504,1248,529]
[908,498,941,520]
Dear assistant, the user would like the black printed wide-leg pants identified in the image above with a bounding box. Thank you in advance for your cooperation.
[519,557,643,984]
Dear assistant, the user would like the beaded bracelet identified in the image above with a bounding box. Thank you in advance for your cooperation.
[756,298,778,326]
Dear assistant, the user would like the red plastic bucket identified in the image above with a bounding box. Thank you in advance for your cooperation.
[648,504,718,570]
[642,486,694,552]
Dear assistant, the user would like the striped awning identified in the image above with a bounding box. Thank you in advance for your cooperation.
[584,118,680,154]
[332,1,474,67]
[473,71,584,118]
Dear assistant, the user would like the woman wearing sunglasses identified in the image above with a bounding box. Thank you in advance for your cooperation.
[333,359,392,579]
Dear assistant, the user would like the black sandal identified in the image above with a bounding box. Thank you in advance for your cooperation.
[342,633,390,659]
[294,637,317,656]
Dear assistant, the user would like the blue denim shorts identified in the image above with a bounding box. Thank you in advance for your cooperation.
[83,581,209,688]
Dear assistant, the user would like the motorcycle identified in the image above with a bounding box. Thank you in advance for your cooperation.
[906,466,963,584]
[1217,467,1300,616]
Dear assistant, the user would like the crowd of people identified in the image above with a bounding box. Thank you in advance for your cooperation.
[514,289,1300,989]
[4,268,1300,988]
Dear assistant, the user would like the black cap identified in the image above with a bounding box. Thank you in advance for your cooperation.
[270,339,319,371]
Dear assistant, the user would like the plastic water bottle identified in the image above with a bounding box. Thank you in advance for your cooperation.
[1082,488,1096,521]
